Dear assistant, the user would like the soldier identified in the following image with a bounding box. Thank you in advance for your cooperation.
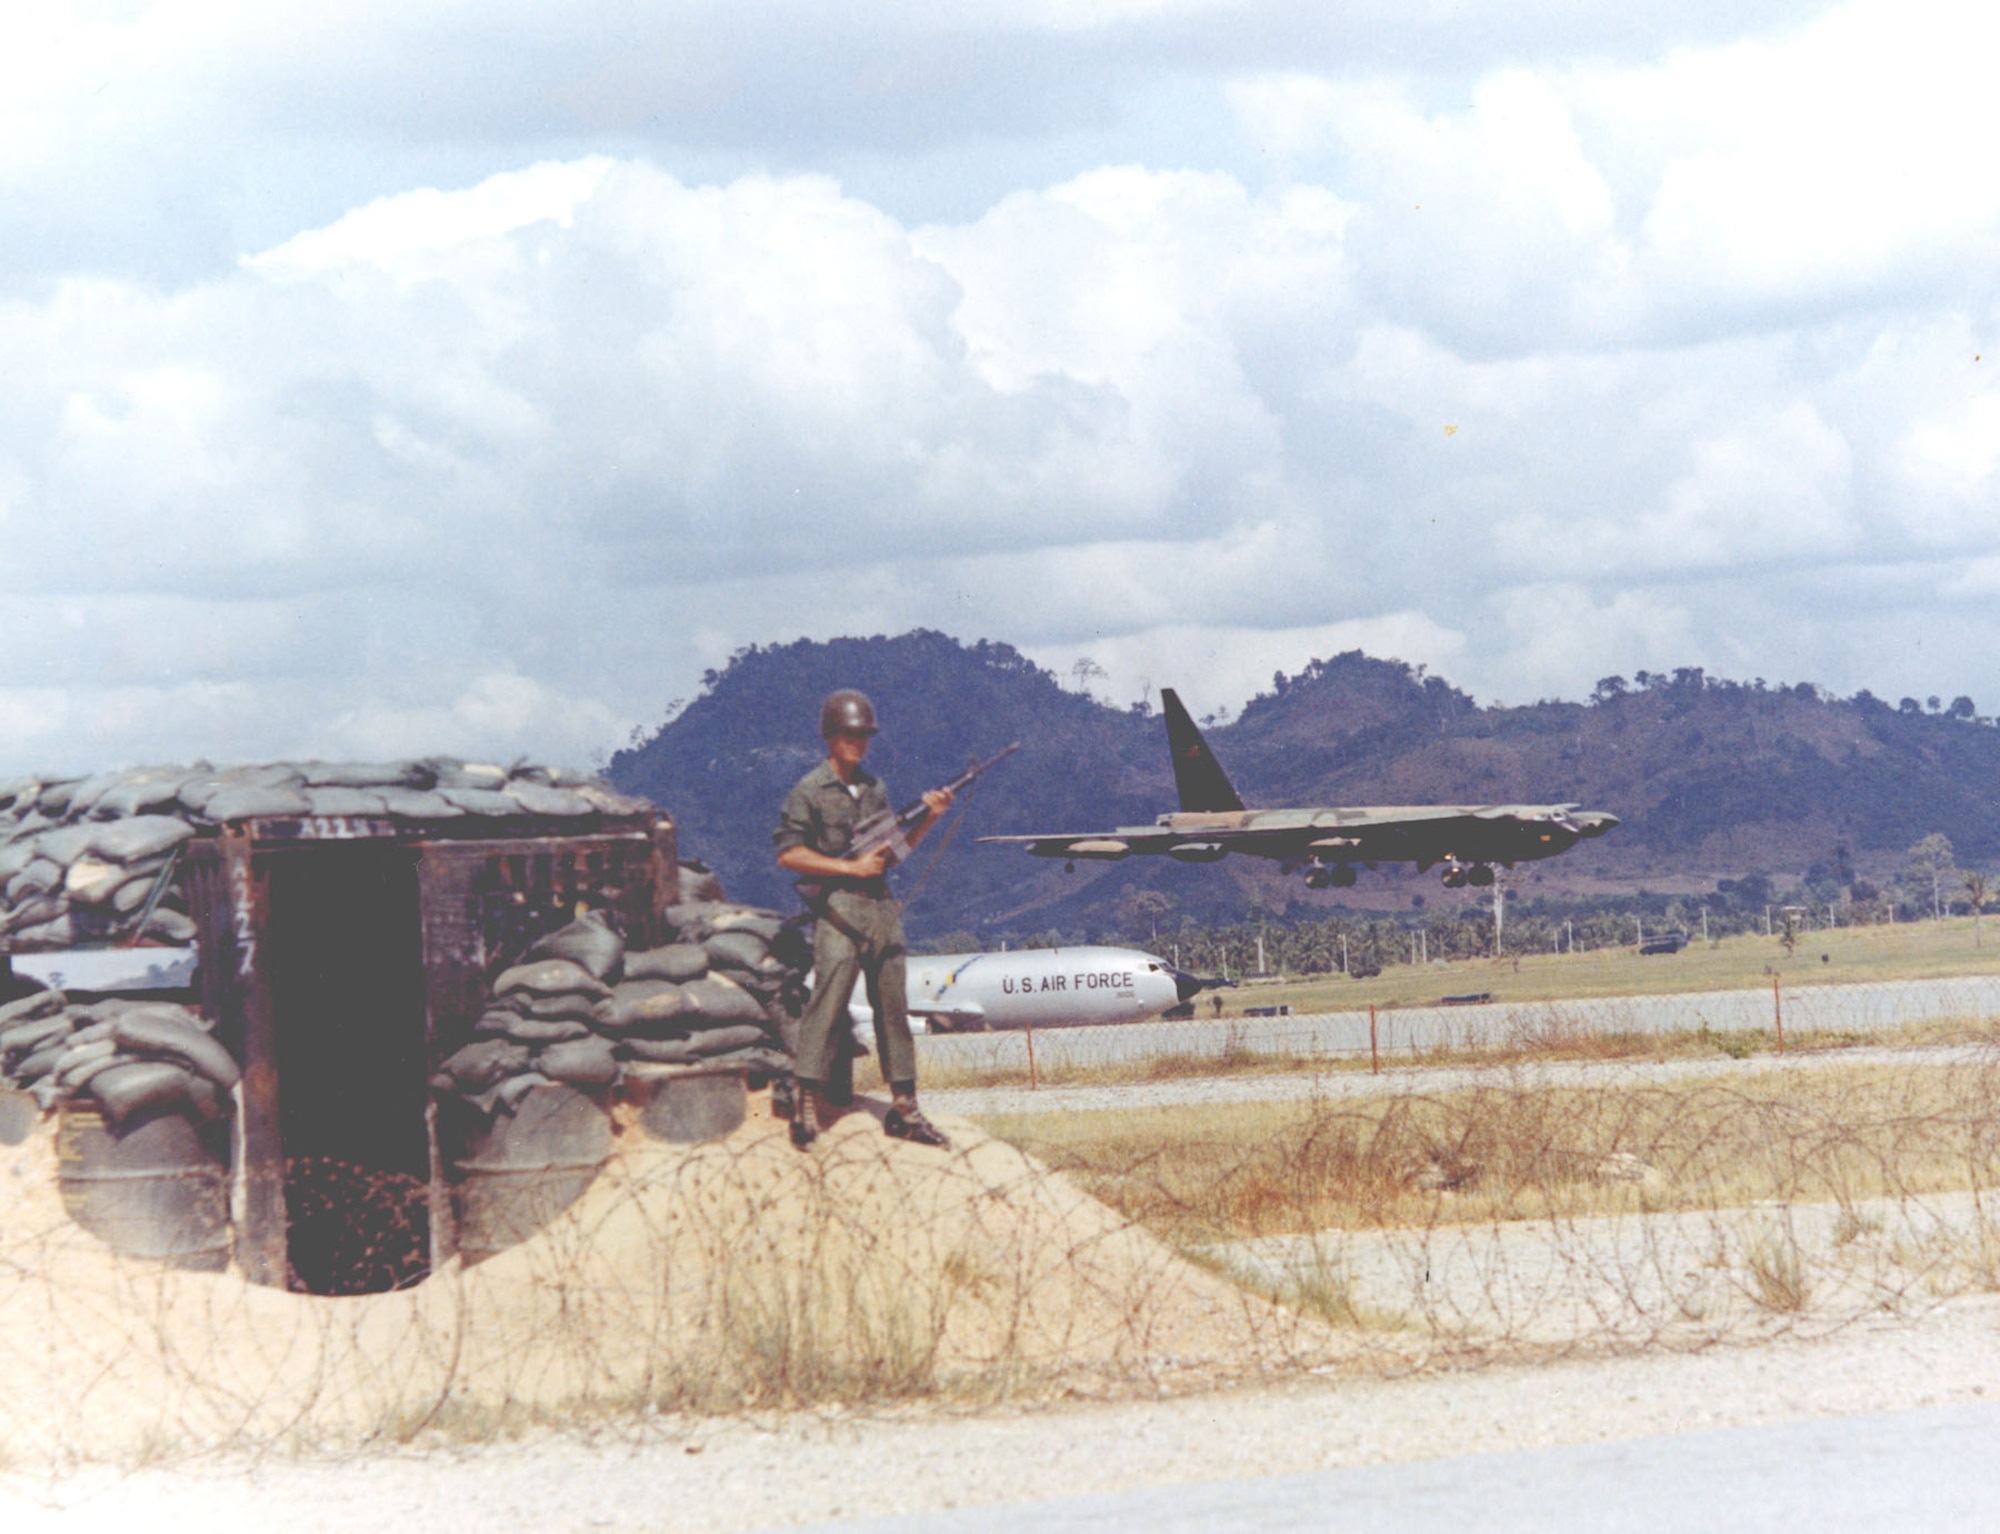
[774,689,953,1150]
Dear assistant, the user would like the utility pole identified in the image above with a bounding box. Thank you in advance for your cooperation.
[1701,907,1709,943]
[1494,883,1504,957]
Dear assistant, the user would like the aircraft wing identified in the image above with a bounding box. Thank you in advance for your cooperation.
[908,1000,987,1025]
[974,829,1182,861]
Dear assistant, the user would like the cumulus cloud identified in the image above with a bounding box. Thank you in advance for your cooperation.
[3,0,2000,777]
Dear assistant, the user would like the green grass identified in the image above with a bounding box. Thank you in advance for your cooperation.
[1211,916,2000,1018]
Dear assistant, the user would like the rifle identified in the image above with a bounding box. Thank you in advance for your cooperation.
[795,742,1019,901]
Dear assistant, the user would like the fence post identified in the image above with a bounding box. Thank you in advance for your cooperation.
[1370,1004,1379,1075]
[1772,976,1784,1054]
[1023,1023,1038,1090]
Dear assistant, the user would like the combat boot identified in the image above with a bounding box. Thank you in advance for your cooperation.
[789,1081,823,1151]
[884,1099,949,1149]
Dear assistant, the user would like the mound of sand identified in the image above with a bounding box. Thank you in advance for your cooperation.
[0,1096,1340,1465]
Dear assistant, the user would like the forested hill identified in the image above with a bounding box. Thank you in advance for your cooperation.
[607,633,2000,942]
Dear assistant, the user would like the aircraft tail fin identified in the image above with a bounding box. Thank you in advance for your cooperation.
[1160,688,1245,812]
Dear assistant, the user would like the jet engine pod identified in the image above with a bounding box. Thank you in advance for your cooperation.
[1303,860,1358,889]
[1040,838,1130,860]
[1166,841,1228,863]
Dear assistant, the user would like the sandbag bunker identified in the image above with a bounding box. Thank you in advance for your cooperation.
[0,759,807,1295]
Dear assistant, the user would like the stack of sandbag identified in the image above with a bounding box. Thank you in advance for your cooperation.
[430,903,805,1116]
[0,986,240,1124]
[0,758,654,950]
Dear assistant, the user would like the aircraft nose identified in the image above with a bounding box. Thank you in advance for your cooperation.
[1172,969,1205,1003]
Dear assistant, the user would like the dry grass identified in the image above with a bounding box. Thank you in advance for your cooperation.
[0,1101,1340,1469]
[975,1057,2000,1244]
[14,1036,2000,1468]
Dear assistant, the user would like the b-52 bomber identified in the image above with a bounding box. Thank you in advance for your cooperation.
[979,689,1617,889]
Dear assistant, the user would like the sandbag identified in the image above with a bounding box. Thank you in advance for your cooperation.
[0,839,37,883]
[112,1012,241,1089]
[88,816,194,864]
[471,1011,591,1045]
[514,992,606,1024]
[142,909,197,943]
[680,974,768,1024]
[113,867,173,913]
[0,1015,73,1066]
[677,861,727,904]
[623,943,709,984]
[2,893,62,932]
[66,856,129,904]
[91,771,193,819]
[304,786,388,816]
[54,1039,121,1092]
[11,915,78,947]
[699,1045,792,1075]
[90,1061,218,1125]
[435,1040,532,1093]
[707,911,787,942]
[432,761,508,791]
[442,788,523,817]
[683,1024,769,1057]
[0,988,66,1031]
[661,903,716,941]
[11,858,65,897]
[522,909,625,982]
[9,1041,70,1086]
[505,782,595,817]
[575,783,648,816]
[703,929,784,976]
[613,1037,699,1065]
[378,789,464,819]
[94,1001,216,1035]
[202,785,312,821]
[34,825,95,865]
[494,959,612,1001]
[33,781,80,816]
[303,761,430,789]
[481,1071,554,1117]
[592,980,690,1032]
[536,1037,619,1087]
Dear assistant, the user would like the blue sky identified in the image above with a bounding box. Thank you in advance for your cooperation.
[3,1,1994,770]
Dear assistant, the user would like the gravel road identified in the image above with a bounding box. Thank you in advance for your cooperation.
[915,973,2000,1076]
[7,1297,1998,1532]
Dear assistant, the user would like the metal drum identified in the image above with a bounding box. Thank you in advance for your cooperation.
[450,1083,610,1265]
[56,1102,231,1271]
[0,1087,37,1147]
[629,1066,747,1145]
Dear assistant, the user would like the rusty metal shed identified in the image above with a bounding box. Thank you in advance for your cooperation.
[177,804,679,1292]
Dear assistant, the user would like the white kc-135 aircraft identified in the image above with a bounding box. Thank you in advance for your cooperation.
[844,945,1228,1034]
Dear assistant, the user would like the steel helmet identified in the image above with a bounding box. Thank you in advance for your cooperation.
[820,688,879,738]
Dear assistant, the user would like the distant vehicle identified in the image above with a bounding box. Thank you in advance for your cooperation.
[845,945,1226,1033]
[980,689,1618,889]
[1638,932,1689,955]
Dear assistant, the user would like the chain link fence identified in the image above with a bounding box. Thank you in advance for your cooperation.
[915,976,2000,1077]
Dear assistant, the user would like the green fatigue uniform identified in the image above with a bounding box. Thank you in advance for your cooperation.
[773,760,917,1087]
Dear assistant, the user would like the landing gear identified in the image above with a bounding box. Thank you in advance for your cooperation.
[1440,863,1494,888]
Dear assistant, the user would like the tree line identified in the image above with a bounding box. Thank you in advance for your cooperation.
[918,832,1995,977]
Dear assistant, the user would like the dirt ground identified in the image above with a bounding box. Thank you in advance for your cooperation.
[4,1294,1997,1531]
